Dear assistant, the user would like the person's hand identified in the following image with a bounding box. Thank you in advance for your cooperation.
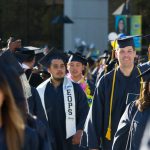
[72,130,83,145]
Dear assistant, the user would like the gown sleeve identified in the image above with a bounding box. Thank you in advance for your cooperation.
[140,118,150,150]
[112,102,137,150]
[81,76,106,149]
[23,126,39,150]
[74,83,89,130]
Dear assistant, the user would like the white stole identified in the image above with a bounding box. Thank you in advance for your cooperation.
[37,77,76,139]
[37,79,50,120]
[63,77,76,139]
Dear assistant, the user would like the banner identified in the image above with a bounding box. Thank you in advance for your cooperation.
[130,15,142,51]
[115,15,127,35]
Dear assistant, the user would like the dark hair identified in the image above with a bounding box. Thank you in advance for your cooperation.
[136,79,150,112]
[48,58,67,68]
[24,55,35,62]
[0,73,25,150]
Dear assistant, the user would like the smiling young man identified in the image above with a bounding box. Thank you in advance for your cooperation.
[67,52,95,107]
[82,37,146,150]
[36,49,89,150]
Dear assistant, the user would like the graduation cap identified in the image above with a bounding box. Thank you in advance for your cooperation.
[117,34,150,48]
[117,36,136,48]
[68,51,88,66]
[24,46,43,55]
[86,57,95,67]
[23,46,45,66]
[39,48,68,67]
[15,47,35,63]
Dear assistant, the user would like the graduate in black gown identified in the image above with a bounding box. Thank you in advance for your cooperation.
[95,50,113,85]
[67,52,95,107]
[112,67,150,150]
[81,36,148,150]
[36,49,89,150]
[14,47,43,87]
[0,68,39,150]
[0,51,52,150]
[14,47,50,124]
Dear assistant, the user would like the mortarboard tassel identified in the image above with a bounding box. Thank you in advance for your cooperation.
[105,128,111,140]
[110,40,118,60]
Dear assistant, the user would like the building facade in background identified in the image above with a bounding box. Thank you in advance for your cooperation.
[64,0,108,52]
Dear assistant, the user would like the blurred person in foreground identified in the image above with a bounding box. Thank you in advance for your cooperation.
[112,67,150,150]
[0,71,39,150]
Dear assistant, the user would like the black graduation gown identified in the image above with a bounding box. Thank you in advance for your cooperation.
[112,102,150,150]
[138,61,150,80]
[91,66,99,85]
[27,114,52,150]
[82,66,144,150]
[23,126,40,150]
[96,59,118,85]
[28,87,54,149]
[44,81,89,150]
[28,87,46,119]
[0,126,40,150]
[0,128,7,150]
[140,118,150,150]
[138,61,150,69]
[25,69,43,87]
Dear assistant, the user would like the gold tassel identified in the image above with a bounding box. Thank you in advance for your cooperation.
[105,128,111,140]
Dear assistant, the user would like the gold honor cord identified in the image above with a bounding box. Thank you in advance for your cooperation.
[105,39,118,141]
[105,64,117,140]
[111,39,117,61]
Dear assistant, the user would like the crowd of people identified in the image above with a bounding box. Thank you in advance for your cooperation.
[0,35,149,150]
